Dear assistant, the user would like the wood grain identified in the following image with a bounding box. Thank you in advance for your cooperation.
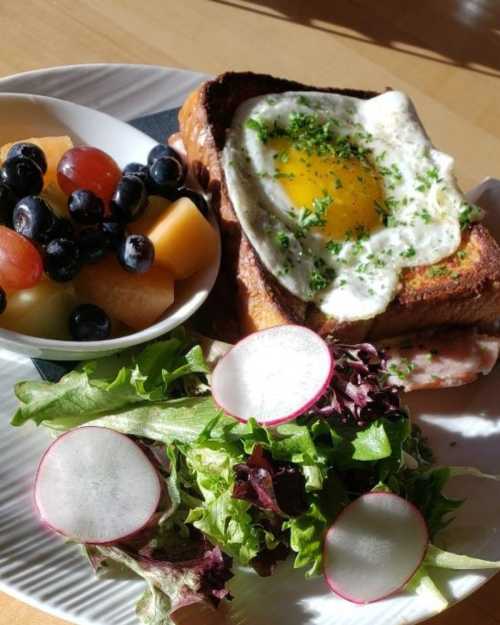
[1,1,500,624]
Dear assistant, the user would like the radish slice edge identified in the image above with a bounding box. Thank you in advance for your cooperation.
[34,426,162,544]
[323,492,429,604]
[212,325,333,426]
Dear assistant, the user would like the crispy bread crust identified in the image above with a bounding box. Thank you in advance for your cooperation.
[179,71,500,341]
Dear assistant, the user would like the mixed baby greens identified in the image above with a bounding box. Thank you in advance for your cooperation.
[11,328,500,624]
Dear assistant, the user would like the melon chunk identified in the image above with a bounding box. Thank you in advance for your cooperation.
[75,257,174,330]
[147,197,218,280]
[129,195,171,235]
[0,135,73,187]
[41,185,70,219]
[0,280,78,340]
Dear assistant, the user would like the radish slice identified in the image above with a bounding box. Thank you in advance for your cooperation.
[34,427,161,544]
[211,325,333,425]
[323,492,428,604]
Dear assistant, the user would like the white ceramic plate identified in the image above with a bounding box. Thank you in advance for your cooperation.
[0,64,499,625]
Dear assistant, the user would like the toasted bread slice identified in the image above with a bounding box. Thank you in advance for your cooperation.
[179,72,500,342]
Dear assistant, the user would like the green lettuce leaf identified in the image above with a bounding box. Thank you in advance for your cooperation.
[136,586,172,625]
[318,415,409,471]
[284,472,349,576]
[376,416,412,477]
[41,396,226,443]
[92,543,229,623]
[405,565,448,610]
[405,544,500,610]
[425,544,500,570]
[351,421,391,461]
[182,423,263,564]
[12,334,209,427]
[12,368,144,426]
[284,500,326,577]
[407,468,463,538]
[386,467,463,539]
[447,466,500,481]
[266,421,327,491]
[187,491,262,564]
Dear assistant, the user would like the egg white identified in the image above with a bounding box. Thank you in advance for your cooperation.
[222,90,470,322]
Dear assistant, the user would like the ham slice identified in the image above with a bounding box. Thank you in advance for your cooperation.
[379,329,500,392]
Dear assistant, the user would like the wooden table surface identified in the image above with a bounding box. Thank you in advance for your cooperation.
[0,1,499,624]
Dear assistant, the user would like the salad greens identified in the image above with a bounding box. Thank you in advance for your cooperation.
[11,328,500,624]
[13,329,209,427]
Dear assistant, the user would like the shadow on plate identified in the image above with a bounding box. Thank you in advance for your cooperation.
[229,564,331,625]
[405,366,500,469]
[406,367,500,564]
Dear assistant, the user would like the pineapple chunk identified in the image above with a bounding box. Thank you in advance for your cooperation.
[147,197,218,280]
[0,280,78,340]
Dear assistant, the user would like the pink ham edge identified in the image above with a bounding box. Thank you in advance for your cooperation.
[380,328,500,392]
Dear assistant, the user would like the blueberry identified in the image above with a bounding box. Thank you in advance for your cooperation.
[0,287,6,314]
[110,175,147,223]
[0,183,17,226]
[6,142,47,174]
[69,304,111,341]
[13,196,56,243]
[118,234,154,273]
[149,156,185,192]
[177,187,209,217]
[150,185,181,202]
[68,189,104,225]
[101,220,126,250]
[44,238,81,282]
[51,217,76,241]
[147,143,180,166]
[123,162,153,191]
[1,156,43,197]
[79,227,109,264]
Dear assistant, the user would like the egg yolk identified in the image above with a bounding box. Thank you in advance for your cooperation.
[270,138,383,240]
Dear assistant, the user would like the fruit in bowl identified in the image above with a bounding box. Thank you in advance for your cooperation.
[0,136,218,342]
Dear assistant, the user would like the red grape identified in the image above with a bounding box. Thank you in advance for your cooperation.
[0,225,43,290]
[57,147,121,205]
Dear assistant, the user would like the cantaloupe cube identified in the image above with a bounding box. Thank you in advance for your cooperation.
[0,135,73,187]
[75,257,174,330]
[129,196,171,235]
[41,185,70,219]
[147,197,218,280]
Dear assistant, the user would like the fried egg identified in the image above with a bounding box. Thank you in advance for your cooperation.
[222,91,473,322]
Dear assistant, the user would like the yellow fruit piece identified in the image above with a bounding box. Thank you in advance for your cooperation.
[129,195,171,235]
[41,183,69,219]
[147,197,218,280]
[0,135,73,187]
[75,257,174,331]
[0,280,78,340]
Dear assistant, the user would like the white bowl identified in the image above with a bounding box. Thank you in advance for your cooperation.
[0,93,220,360]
